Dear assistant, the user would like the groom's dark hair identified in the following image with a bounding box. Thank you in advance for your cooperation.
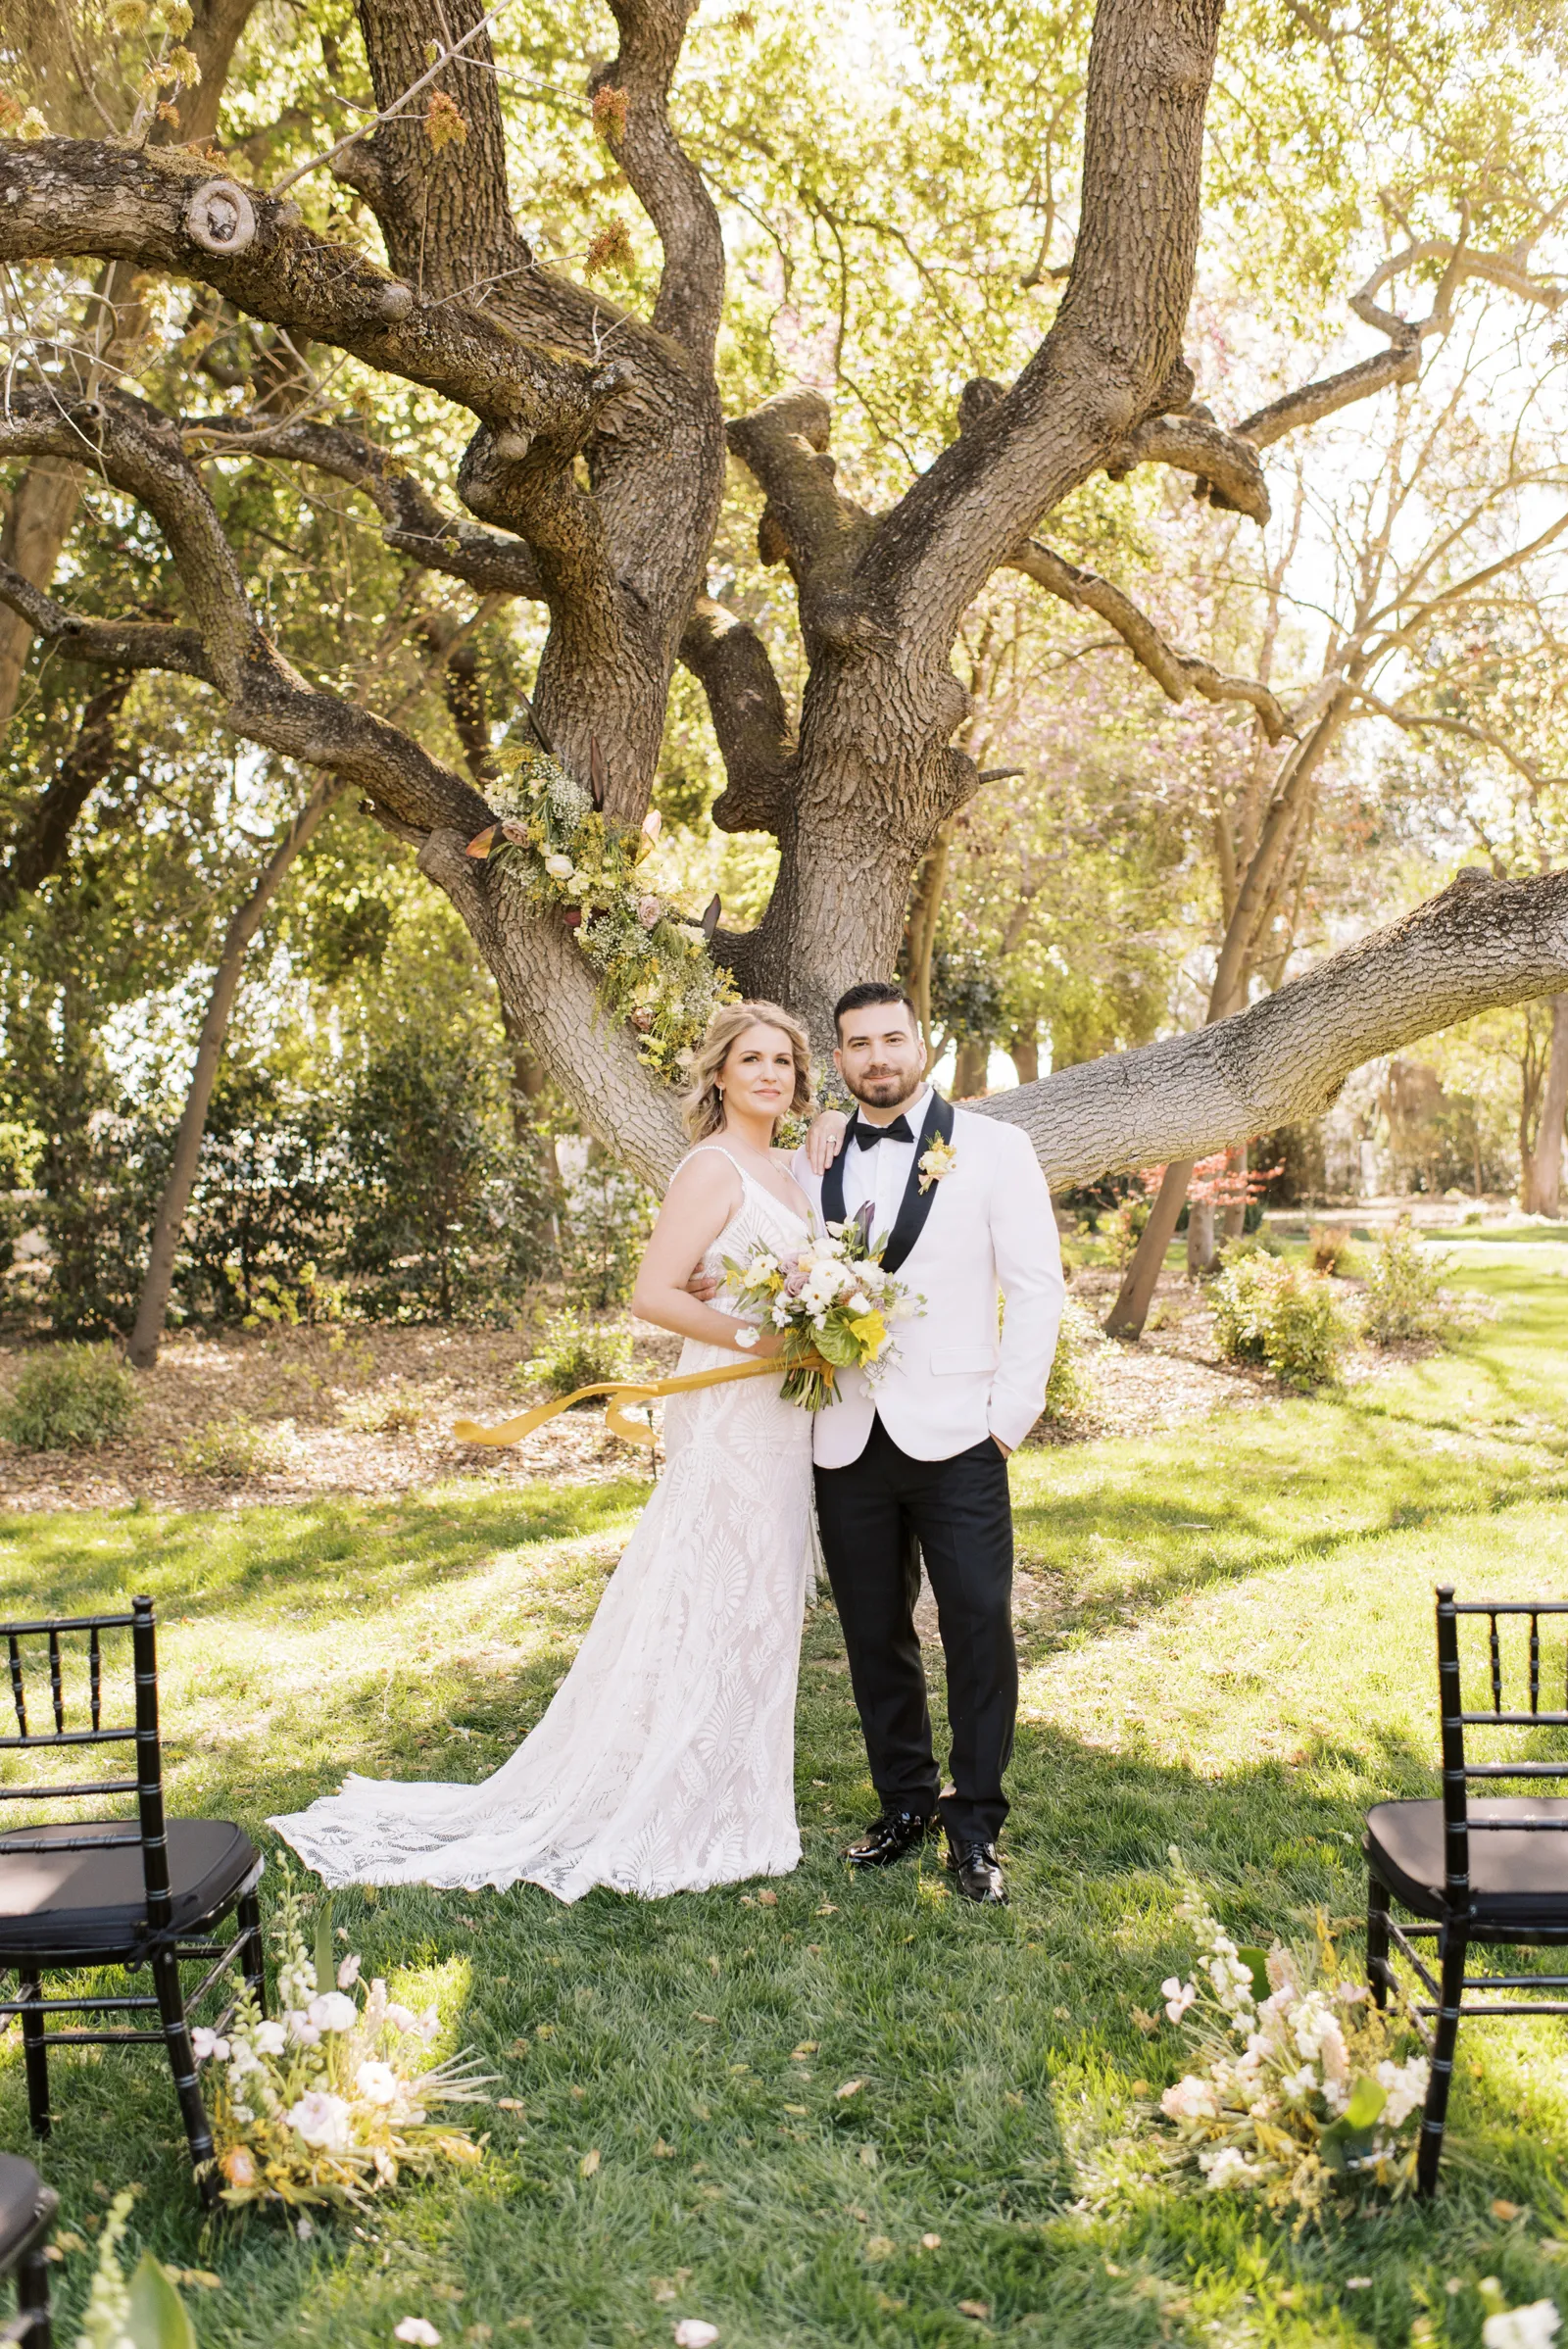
[834,981,918,1040]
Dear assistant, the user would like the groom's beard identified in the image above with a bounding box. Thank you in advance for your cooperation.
[848,1069,922,1110]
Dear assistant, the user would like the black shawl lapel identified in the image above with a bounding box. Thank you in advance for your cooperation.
[879,1092,954,1275]
[821,1107,858,1229]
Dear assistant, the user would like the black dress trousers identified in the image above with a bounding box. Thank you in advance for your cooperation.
[813,1414,1017,1849]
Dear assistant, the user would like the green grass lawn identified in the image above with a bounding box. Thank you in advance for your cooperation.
[6,1243,1568,2347]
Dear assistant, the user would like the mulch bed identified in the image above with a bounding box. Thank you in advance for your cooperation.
[0,1268,1379,1515]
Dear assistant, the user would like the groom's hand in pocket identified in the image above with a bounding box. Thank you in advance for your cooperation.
[992,1436,1012,1458]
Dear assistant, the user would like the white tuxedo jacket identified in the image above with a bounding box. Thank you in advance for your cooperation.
[794,1096,1065,1469]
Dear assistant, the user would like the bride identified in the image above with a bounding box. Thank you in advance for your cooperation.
[270,1000,823,1903]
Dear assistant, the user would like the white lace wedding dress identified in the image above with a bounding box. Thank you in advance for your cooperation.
[270,1150,815,1902]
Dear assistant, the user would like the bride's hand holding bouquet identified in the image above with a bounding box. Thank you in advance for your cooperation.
[723,1201,919,1411]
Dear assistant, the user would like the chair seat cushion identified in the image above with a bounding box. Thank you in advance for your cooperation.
[0,1819,258,1960]
[0,2152,55,2269]
[1366,1796,1568,1926]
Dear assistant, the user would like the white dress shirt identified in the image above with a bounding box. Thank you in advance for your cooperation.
[837,1085,932,1248]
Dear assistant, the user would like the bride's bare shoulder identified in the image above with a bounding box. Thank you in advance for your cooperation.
[665,1147,744,1201]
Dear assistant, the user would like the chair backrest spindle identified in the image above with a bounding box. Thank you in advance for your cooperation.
[47,1630,63,1735]
[89,1625,101,1732]
[1531,1611,1542,1718]
[1489,1610,1502,1715]
[130,1595,172,1931]
[7,1635,24,1739]
[1436,1586,1472,1913]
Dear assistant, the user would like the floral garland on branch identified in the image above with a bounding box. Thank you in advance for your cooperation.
[466,745,737,1080]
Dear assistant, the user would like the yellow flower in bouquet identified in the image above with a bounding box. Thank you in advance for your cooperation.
[724,1205,919,1410]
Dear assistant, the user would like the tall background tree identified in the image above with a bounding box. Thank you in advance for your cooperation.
[3,0,1568,1352]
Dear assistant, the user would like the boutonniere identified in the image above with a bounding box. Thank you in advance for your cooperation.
[918,1136,957,1193]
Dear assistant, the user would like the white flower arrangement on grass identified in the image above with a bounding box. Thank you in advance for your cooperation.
[199,1868,493,2214]
[1151,1846,1430,2227]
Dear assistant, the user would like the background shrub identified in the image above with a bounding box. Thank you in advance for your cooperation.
[1042,1297,1101,1424]
[0,1343,138,1450]
[179,1415,297,1479]
[561,1161,657,1310]
[339,1030,559,1321]
[1362,1220,1457,1345]
[517,1310,633,1400]
[1307,1223,1357,1275]
[1211,1256,1354,1391]
[338,1384,425,1435]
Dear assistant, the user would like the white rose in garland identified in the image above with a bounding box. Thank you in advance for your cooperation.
[466,742,737,1077]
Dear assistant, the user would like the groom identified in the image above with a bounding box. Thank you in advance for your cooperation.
[797,983,1063,1905]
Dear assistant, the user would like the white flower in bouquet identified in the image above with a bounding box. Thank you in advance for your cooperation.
[1200,2145,1261,2190]
[1160,1976,1196,2023]
[1160,2076,1218,2123]
[1484,2303,1561,2349]
[356,2060,400,2106]
[309,1990,359,2034]
[1374,2055,1430,2129]
[286,2009,322,2046]
[192,2027,230,2062]
[385,2001,420,2034]
[338,1953,363,1989]
[254,2019,288,2055]
[289,2089,354,2153]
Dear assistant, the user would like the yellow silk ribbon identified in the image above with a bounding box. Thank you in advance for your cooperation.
[453,1355,795,1451]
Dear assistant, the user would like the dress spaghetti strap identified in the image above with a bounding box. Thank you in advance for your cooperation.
[670,1143,751,1187]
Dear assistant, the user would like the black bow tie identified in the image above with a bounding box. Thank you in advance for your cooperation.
[855,1115,914,1148]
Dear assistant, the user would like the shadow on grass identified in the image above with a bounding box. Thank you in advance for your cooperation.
[5,1680,1566,2349]
[0,1478,651,1626]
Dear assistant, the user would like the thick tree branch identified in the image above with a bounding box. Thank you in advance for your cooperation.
[0,558,211,679]
[0,391,488,839]
[0,676,134,917]
[678,594,793,831]
[726,390,871,592]
[0,140,602,436]
[592,0,725,363]
[982,868,1568,1185]
[1105,411,1270,522]
[857,0,1225,644]
[1008,540,1289,740]
[180,415,545,597]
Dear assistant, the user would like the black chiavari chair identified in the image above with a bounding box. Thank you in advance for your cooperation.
[0,2159,54,2347]
[0,1597,265,2204]
[1364,1583,1568,2193]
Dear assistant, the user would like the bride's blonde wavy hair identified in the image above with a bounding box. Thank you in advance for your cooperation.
[681,1000,813,1141]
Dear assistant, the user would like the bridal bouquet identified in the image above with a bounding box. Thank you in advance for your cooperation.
[1151,1847,1429,2227]
[197,1868,493,2214]
[723,1203,919,1411]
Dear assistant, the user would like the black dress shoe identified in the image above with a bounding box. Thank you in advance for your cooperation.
[947,1840,1007,1904]
[842,1810,939,1868]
